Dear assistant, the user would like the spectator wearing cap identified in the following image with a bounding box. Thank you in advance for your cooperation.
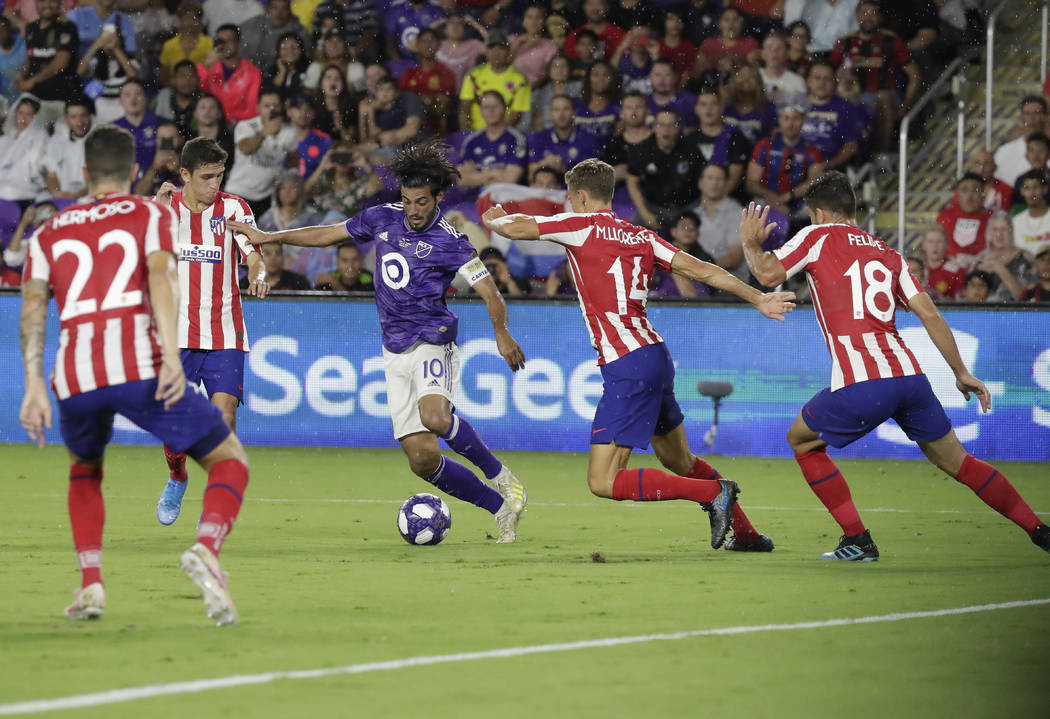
[240,0,310,72]
[746,98,824,221]
[935,173,993,269]
[459,30,531,131]
[800,58,860,172]
[458,90,527,190]
[1013,169,1050,256]
[358,76,424,156]
[1010,133,1050,209]
[600,91,651,183]
[304,26,365,92]
[564,0,625,62]
[287,93,330,178]
[197,24,263,123]
[384,0,444,65]
[478,246,525,296]
[158,2,211,80]
[689,87,751,198]
[759,31,806,105]
[202,0,263,38]
[920,225,966,301]
[153,59,202,138]
[527,94,603,180]
[399,27,456,135]
[627,108,705,230]
[974,212,1035,302]
[647,60,697,132]
[1020,246,1050,302]
[313,0,379,64]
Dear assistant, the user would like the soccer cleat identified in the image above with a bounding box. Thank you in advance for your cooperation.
[1032,524,1050,554]
[494,500,522,544]
[65,582,105,620]
[157,476,188,526]
[702,479,739,549]
[180,543,238,626]
[819,530,880,561]
[492,465,527,514]
[724,533,775,552]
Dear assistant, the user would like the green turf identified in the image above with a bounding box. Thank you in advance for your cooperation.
[1,445,1048,718]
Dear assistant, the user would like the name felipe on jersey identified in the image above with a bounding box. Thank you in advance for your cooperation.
[178,243,223,263]
[51,200,138,228]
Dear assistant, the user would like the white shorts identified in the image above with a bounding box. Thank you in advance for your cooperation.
[383,341,461,440]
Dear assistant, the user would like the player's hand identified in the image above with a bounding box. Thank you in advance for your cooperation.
[228,220,270,245]
[740,202,779,247]
[956,371,991,413]
[481,204,508,231]
[495,330,526,371]
[754,290,796,322]
[247,275,270,298]
[155,181,177,206]
[155,353,187,409]
[19,378,51,448]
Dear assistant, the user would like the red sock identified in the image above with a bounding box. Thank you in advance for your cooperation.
[197,459,249,557]
[68,464,104,587]
[164,444,188,482]
[687,457,760,542]
[795,449,866,537]
[611,467,721,503]
[955,454,1041,535]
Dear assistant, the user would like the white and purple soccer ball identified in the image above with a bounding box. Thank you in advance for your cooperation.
[397,493,452,545]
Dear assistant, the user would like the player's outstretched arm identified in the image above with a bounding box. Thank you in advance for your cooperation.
[481,205,541,241]
[19,278,52,447]
[473,275,526,371]
[670,252,796,321]
[228,219,349,248]
[147,250,187,409]
[739,203,788,287]
[909,292,992,412]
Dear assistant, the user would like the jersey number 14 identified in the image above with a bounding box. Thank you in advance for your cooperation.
[608,256,649,315]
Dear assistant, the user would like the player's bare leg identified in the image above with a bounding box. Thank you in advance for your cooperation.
[400,429,519,542]
[419,395,526,512]
[918,430,1049,553]
[179,433,250,626]
[788,413,878,561]
[159,392,240,525]
[651,424,772,552]
[65,453,107,619]
[590,440,739,549]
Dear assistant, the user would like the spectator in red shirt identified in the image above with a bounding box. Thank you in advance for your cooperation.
[196,24,263,124]
[656,7,696,82]
[936,173,993,270]
[697,7,760,75]
[950,148,1013,213]
[921,225,966,301]
[563,0,625,61]
[831,0,920,154]
[399,28,456,135]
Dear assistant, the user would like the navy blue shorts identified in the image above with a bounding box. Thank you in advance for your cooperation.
[591,343,684,449]
[801,374,952,449]
[59,379,230,460]
[181,348,245,403]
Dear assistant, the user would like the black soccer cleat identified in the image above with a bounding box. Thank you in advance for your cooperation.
[702,479,739,549]
[724,533,775,552]
[1032,524,1050,554]
[819,530,879,561]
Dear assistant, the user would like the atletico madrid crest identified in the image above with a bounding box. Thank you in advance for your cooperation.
[210,216,226,237]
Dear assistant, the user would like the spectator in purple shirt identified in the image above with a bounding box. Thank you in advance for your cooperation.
[457,90,527,191]
[689,86,752,199]
[527,94,604,181]
[384,0,444,64]
[112,78,159,182]
[647,59,697,131]
[573,60,622,141]
[801,59,859,171]
[722,62,777,144]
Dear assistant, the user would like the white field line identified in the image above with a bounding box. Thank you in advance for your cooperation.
[1,598,1047,716]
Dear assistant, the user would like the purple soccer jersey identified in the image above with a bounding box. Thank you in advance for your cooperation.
[344,203,476,353]
[647,91,698,129]
[461,127,527,172]
[801,97,861,160]
[527,127,604,168]
[384,0,444,59]
[113,113,160,180]
[723,102,778,144]
[573,100,622,140]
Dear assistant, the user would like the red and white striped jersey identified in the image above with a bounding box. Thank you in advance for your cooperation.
[168,191,256,351]
[24,193,178,400]
[535,210,678,364]
[774,223,925,391]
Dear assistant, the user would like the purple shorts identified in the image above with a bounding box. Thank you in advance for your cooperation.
[181,348,245,403]
[591,343,684,449]
[59,379,230,460]
[802,374,952,449]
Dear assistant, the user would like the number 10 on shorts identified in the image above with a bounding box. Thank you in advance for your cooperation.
[422,358,445,379]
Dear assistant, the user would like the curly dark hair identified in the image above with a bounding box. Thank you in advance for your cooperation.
[389,139,461,196]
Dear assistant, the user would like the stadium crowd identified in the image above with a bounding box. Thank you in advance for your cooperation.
[0,0,1048,301]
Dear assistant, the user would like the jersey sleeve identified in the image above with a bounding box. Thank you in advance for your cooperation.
[231,199,256,262]
[893,249,924,306]
[344,206,376,242]
[233,119,258,143]
[648,232,679,271]
[773,224,828,280]
[144,201,178,257]
[534,212,593,247]
[24,227,49,283]
[456,255,491,287]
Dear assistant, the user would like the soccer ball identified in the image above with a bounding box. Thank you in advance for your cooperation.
[397,493,452,545]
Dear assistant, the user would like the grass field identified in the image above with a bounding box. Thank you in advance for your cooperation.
[1,444,1048,718]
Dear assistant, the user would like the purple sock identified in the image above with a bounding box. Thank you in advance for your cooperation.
[440,414,503,480]
[425,456,504,514]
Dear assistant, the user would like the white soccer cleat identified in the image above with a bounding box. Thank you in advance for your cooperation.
[180,543,238,627]
[494,500,521,543]
[64,582,105,620]
[492,465,527,514]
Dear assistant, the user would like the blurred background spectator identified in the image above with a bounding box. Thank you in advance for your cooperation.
[314,240,374,292]
[974,212,1034,302]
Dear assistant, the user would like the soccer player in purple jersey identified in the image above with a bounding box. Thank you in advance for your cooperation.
[230,140,530,542]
